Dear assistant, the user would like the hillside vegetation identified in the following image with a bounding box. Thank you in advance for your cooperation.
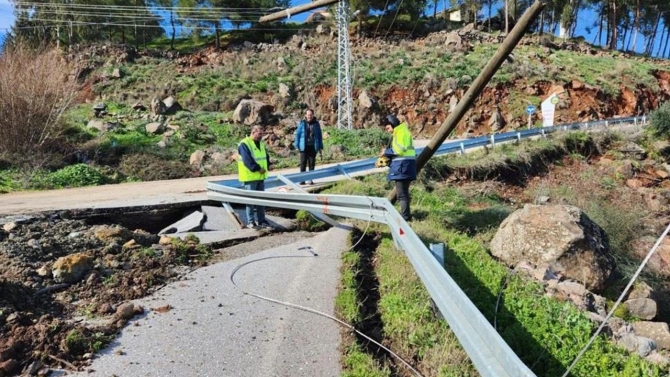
[1,25,669,191]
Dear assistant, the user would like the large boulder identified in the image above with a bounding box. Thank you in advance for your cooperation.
[488,108,506,132]
[87,119,118,133]
[358,90,377,109]
[490,204,615,292]
[278,83,292,99]
[632,322,670,351]
[163,96,182,114]
[150,97,166,116]
[232,99,274,125]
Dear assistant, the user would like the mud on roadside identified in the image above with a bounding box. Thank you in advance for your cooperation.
[0,213,212,376]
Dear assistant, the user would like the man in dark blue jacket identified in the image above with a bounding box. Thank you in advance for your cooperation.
[382,114,417,222]
[293,109,323,185]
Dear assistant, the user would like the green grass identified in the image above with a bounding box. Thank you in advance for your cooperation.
[337,229,392,377]
[0,170,23,193]
[433,136,564,179]
[76,29,670,119]
[376,234,477,375]
[147,35,218,53]
[341,342,391,377]
[547,50,663,95]
[64,328,114,355]
[0,105,397,191]
[507,91,543,120]
[336,248,361,324]
[329,135,662,376]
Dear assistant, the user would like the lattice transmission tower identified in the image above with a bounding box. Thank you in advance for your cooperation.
[336,0,353,130]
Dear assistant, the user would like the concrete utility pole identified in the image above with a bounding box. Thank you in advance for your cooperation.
[259,0,339,23]
[387,0,547,203]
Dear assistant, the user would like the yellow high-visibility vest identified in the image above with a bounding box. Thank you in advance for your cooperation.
[237,137,268,182]
[392,123,416,158]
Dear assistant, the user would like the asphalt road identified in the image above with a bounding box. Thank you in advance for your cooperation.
[0,140,440,216]
[70,226,351,377]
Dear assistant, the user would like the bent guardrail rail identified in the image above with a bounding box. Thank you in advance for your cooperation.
[206,185,536,377]
[209,115,647,190]
[206,114,646,376]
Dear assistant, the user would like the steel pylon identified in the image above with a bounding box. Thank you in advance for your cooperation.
[336,0,353,130]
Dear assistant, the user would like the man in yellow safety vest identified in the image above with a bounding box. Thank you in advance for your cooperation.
[238,125,273,229]
[381,114,417,222]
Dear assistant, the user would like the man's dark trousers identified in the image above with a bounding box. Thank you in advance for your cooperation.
[299,146,317,183]
[395,180,412,221]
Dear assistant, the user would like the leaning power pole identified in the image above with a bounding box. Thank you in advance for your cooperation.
[260,0,353,130]
[387,0,547,202]
[336,0,353,130]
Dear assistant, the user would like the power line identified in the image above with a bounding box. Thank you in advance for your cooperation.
[7,8,273,18]
[5,10,277,23]
[2,18,314,31]
[11,2,284,12]
[0,3,312,26]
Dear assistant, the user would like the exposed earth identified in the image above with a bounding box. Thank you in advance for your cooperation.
[0,206,320,376]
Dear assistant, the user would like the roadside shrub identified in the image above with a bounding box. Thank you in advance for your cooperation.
[295,210,329,232]
[42,164,109,188]
[649,101,670,139]
[324,127,390,158]
[63,329,88,355]
[0,45,78,154]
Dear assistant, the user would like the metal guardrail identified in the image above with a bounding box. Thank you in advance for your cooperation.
[208,115,647,190]
[206,185,536,377]
[206,114,647,376]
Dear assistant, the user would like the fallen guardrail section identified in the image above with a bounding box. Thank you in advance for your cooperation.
[206,184,536,377]
[209,115,647,190]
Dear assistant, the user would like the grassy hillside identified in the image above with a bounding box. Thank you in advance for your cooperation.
[83,31,670,132]
[1,27,670,191]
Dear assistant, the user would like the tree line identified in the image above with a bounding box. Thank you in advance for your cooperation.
[5,0,670,58]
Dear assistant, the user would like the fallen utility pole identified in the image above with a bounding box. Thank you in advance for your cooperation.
[259,0,339,23]
[387,0,546,202]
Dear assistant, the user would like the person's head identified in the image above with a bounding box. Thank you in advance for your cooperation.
[384,114,400,133]
[305,109,315,122]
[250,125,264,141]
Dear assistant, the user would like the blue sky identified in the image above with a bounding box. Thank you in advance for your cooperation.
[0,0,666,57]
[0,0,11,47]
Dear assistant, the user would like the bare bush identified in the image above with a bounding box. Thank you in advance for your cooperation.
[0,45,78,154]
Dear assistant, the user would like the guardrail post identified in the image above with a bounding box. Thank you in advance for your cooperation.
[490,134,496,147]
[517,132,521,142]
[563,125,567,131]
[643,115,647,124]
[460,142,466,155]
[429,243,445,266]
[541,128,545,138]
[605,120,608,127]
